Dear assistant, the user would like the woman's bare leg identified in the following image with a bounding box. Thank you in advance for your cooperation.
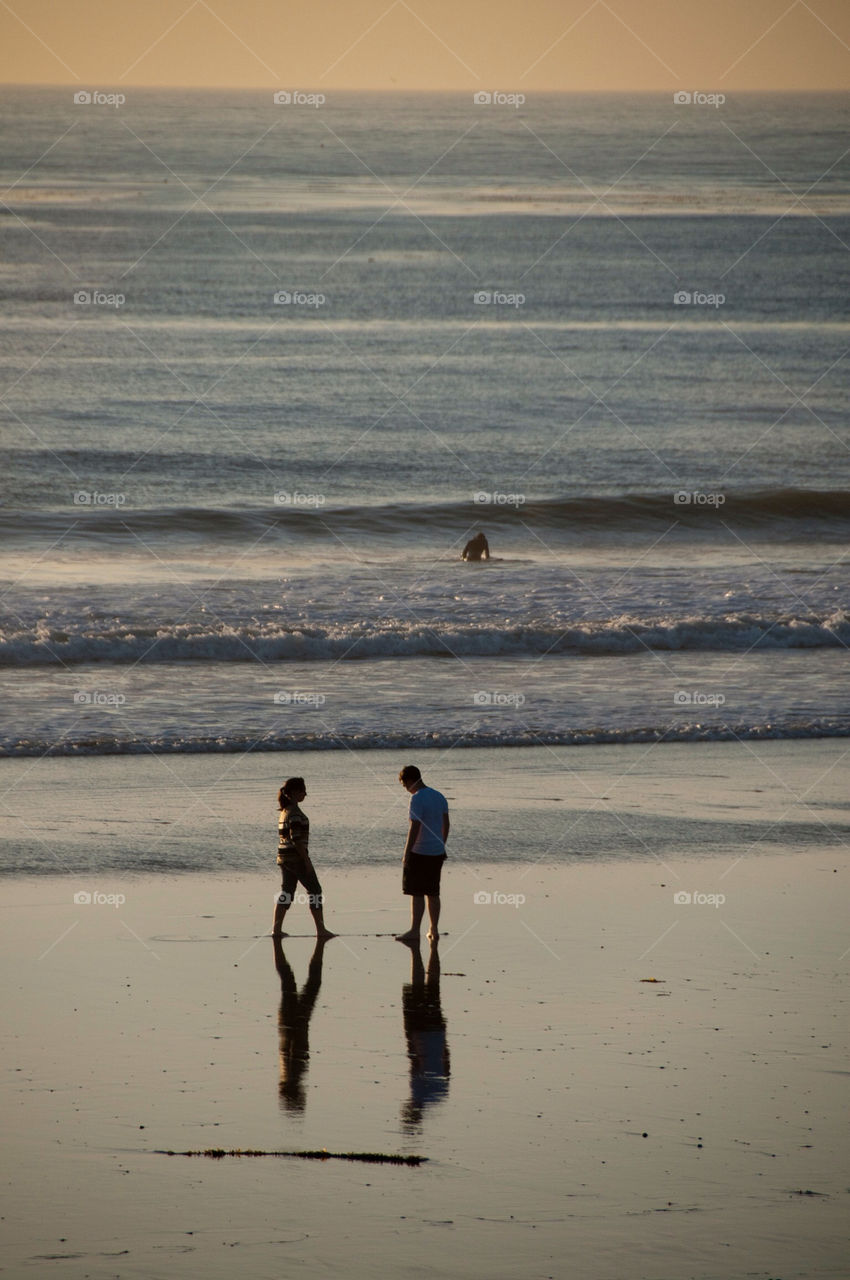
[309,903,336,940]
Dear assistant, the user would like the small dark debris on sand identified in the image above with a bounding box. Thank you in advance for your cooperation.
[158,1148,426,1166]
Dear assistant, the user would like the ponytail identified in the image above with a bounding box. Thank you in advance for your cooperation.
[279,777,305,809]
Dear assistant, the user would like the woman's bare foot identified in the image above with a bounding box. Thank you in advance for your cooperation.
[271,931,289,939]
[315,929,336,940]
[426,929,439,942]
[395,930,419,943]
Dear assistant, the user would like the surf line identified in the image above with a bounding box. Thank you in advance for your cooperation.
[157,1148,427,1166]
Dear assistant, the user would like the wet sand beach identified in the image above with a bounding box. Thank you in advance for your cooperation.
[1,743,848,1279]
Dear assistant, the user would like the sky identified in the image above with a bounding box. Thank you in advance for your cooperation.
[0,0,849,91]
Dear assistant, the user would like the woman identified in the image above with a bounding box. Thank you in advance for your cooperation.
[273,777,335,939]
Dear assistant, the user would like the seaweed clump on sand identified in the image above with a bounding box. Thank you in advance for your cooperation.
[159,1148,426,1166]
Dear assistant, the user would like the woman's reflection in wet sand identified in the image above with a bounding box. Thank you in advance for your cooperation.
[399,938,450,1132]
[273,936,327,1113]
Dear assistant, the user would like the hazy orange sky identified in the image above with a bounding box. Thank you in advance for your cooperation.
[1,0,849,90]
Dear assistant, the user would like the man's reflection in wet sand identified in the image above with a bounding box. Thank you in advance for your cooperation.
[273,936,327,1113]
[399,939,450,1132]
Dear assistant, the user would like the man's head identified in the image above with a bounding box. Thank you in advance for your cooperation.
[399,764,422,792]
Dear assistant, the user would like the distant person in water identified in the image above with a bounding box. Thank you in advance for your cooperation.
[273,777,335,939]
[396,765,450,944]
[462,532,490,561]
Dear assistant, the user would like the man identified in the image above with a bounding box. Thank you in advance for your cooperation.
[461,531,490,561]
[396,764,450,943]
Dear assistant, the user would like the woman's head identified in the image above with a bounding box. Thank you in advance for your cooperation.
[279,777,306,808]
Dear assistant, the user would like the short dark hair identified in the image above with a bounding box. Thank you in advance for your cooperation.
[399,764,421,785]
[279,777,305,808]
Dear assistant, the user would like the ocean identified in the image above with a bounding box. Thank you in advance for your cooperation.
[1,88,848,764]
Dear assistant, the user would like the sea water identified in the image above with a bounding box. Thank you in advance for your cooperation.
[1,89,848,765]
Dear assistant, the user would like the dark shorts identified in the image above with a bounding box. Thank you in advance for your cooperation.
[403,852,446,897]
[278,856,323,908]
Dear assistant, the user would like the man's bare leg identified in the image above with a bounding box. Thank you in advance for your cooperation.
[426,894,440,941]
[396,894,425,942]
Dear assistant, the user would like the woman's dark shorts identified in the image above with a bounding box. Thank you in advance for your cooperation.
[403,852,447,897]
[277,855,323,909]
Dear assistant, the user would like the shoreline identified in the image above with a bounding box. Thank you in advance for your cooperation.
[1,738,847,878]
[3,720,850,758]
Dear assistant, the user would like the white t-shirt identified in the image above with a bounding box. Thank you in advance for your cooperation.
[409,785,449,856]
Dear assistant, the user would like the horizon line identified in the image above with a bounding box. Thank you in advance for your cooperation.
[2,82,850,94]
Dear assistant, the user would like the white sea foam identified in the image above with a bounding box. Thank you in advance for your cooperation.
[2,719,848,758]
[1,611,847,667]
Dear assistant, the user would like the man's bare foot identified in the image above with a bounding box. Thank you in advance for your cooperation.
[315,929,336,940]
[427,930,439,942]
[271,930,289,939]
[395,931,419,943]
